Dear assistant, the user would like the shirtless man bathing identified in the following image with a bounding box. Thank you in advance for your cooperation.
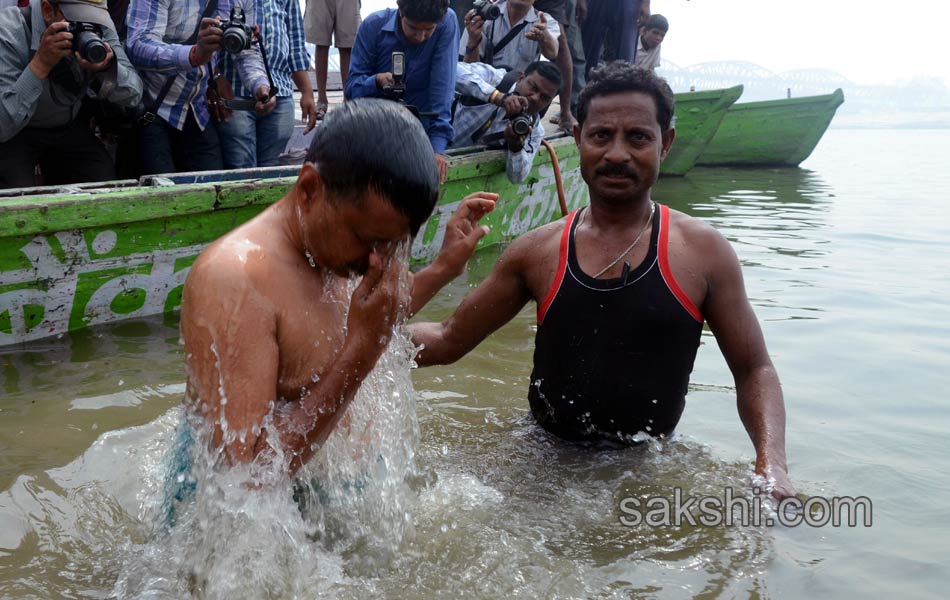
[179,98,495,475]
[410,62,796,499]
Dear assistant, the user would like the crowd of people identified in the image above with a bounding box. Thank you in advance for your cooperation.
[0,0,669,189]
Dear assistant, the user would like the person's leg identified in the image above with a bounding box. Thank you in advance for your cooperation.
[315,45,331,111]
[582,0,613,78]
[566,0,586,115]
[179,111,224,172]
[140,118,179,176]
[618,0,642,62]
[0,128,43,188]
[338,47,351,89]
[217,109,258,169]
[38,120,116,184]
[254,96,295,167]
[553,31,575,132]
[336,0,361,90]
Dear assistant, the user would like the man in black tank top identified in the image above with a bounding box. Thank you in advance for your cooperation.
[411,62,796,500]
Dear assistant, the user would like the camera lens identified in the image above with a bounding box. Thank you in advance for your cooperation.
[486,5,501,19]
[511,115,532,136]
[77,31,107,63]
[221,28,249,54]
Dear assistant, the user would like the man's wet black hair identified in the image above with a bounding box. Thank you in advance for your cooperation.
[397,0,450,22]
[644,14,669,32]
[524,61,563,92]
[577,61,675,132]
[305,98,440,237]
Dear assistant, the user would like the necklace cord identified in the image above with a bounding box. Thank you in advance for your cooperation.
[590,202,656,279]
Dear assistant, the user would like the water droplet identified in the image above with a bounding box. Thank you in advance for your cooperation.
[651,398,658,404]
[304,249,317,268]
[440,523,449,533]
[310,373,320,383]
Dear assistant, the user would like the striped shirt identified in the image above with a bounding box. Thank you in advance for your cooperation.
[126,0,269,131]
[219,0,311,99]
[450,62,543,184]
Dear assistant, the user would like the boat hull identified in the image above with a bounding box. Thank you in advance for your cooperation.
[697,88,845,167]
[660,85,744,177]
[0,137,587,347]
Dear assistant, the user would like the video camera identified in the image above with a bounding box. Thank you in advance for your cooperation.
[68,22,107,63]
[472,0,502,21]
[219,7,254,54]
[381,52,437,121]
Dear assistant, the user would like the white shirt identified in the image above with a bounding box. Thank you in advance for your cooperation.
[635,35,662,71]
[459,1,560,74]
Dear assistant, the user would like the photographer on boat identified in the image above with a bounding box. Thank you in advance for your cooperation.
[125,0,275,175]
[450,59,560,184]
[0,0,142,189]
[345,0,458,184]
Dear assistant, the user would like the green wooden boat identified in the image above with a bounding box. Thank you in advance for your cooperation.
[0,136,587,348]
[697,88,845,167]
[661,85,744,177]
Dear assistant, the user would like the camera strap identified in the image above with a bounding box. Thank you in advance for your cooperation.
[141,0,219,125]
[482,21,528,65]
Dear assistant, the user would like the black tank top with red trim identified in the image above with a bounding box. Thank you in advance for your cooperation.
[529,203,704,442]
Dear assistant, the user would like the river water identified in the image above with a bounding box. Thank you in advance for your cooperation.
[1,128,949,598]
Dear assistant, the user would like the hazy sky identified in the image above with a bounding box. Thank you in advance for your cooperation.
[359,0,950,87]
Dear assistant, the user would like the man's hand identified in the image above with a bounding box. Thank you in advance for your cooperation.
[502,121,528,152]
[75,43,114,73]
[300,92,318,133]
[464,9,485,42]
[375,72,394,89]
[193,17,223,66]
[496,93,528,117]
[28,21,72,79]
[434,192,497,278]
[525,11,549,42]
[342,252,409,374]
[576,0,588,24]
[255,85,277,116]
[434,152,448,184]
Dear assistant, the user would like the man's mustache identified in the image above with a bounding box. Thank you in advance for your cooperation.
[595,164,637,178]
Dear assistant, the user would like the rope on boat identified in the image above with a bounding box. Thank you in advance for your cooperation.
[540,138,569,217]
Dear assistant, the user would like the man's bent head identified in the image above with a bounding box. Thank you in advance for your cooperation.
[397,0,449,44]
[304,98,440,238]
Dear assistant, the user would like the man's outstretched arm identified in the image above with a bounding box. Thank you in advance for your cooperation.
[410,231,535,366]
[702,230,795,500]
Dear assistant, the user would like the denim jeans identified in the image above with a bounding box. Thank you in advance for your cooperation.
[216,95,296,169]
[140,109,223,175]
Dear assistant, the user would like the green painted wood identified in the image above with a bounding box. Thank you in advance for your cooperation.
[661,85,744,177]
[697,89,845,167]
[0,136,586,346]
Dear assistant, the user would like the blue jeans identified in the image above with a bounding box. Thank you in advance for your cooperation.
[217,95,296,169]
[140,109,223,175]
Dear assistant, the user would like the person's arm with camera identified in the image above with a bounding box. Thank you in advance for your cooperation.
[0,18,70,142]
[227,4,275,117]
[126,0,206,73]
[454,61,505,101]
[525,11,558,60]
[459,10,484,63]
[82,21,143,109]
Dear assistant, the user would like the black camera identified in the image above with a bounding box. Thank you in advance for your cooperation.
[220,7,254,54]
[68,22,107,64]
[510,107,533,136]
[472,0,502,21]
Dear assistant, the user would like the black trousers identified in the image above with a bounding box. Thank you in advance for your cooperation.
[0,119,115,189]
